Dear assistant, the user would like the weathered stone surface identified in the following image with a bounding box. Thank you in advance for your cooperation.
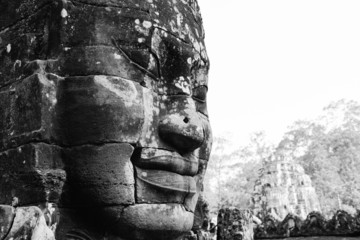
[217,208,254,240]
[192,195,210,231]
[58,46,147,80]
[269,237,360,240]
[0,143,64,205]
[55,75,144,145]
[0,0,53,30]
[135,167,197,210]
[139,91,211,155]
[59,3,151,46]
[0,74,58,151]
[0,4,58,87]
[0,205,15,239]
[300,211,328,236]
[132,148,199,176]
[326,210,359,236]
[117,204,194,240]
[254,210,360,239]
[61,143,135,206]
[1,0,211,239]
[253,154,321,220]
[55,206,125,240]
[4,206,55,240]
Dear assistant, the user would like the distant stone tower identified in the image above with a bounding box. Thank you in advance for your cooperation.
[252,154,321,220]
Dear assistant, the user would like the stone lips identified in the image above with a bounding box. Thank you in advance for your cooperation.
[133,147,199,176]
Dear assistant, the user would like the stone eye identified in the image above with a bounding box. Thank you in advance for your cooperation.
[192,85,207,103]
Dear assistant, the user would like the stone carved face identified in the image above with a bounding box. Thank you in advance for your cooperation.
[0,0,210,238]
[53,0,211,239]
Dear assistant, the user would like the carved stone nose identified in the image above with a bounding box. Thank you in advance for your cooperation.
[158,113,204,153]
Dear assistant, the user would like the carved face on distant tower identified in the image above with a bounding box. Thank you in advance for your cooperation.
[53,0,211,239]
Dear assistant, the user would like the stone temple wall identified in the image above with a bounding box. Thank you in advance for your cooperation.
[252,154,321,220]
[217,208,360,240]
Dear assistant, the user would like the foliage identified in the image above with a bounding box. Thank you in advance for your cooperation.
[276,99,360,216]
[205,99,360,217]
[204,132,274,214]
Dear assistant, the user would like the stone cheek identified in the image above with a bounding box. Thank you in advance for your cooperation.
[56,75,144,145]
[61,143,135,206]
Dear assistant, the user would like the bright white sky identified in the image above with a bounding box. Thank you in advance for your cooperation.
[197,0,360,145]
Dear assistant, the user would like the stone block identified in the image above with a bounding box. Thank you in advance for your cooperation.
[0,5,56,87]
[117,204,194,240]
[4,206,55,240]
[55,75,144,145]
[135,167,196,206]
[0,143,65,205]
[0,205,15,239]
[55,206,125,239]
[0,74,57,150]
[57,46,145,81]
[61,143,135,206]
[59,3,151,47]
[0,0,52,29]
[217,208,254,240]
[0,143,63,171]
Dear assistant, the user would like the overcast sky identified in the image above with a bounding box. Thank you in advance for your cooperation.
[197,0,360,145]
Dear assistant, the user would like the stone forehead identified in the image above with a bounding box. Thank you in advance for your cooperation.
[113,0,206,55]
[148,0,205,39]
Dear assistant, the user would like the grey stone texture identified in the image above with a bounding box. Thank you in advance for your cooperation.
[217,208,254,240]
[253,154,321,220]
[254,210,360,239]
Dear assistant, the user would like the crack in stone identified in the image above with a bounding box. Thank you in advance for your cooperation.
[70,0,150,15]
[0,1,55,32]
[153,26,191,45]
[112,37,159,82]
[0,140,137,153]
[153,26,209,65]
[0,207,16,240]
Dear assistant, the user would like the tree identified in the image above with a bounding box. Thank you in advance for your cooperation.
[277,99,360,216]
[204,131,274,212]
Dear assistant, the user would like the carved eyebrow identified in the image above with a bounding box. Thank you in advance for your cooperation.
[112,37,160,81]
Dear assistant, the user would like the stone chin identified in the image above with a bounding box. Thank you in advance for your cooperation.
[111,204,194,240]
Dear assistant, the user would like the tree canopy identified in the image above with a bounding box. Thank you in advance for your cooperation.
[205,99,360,217]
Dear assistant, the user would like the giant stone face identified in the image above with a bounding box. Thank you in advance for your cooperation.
[0,0,211,239]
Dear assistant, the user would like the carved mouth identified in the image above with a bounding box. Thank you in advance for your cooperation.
[131,148,199,212]
[131,148,198,176]
[136,167,197,194]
